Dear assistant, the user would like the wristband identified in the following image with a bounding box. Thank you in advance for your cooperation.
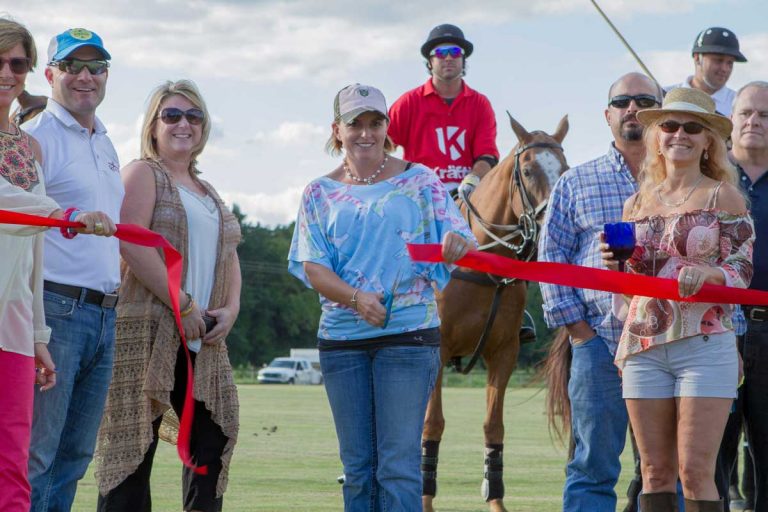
[475,155,498,168]
[180,292,196,317]
[60,207,80,239]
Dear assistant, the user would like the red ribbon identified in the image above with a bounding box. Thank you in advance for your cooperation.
[0,210,206,474]
[407,243,768,306]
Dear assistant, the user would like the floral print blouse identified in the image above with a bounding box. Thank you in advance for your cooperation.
[615,205,755,368]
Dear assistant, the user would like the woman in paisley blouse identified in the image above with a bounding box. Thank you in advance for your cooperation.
[604,87,754,512]
[288,84,475,511]
[0,18,114,511]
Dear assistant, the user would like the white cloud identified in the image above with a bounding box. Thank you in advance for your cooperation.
[219,186,304,226]
[247,121,326,146]
[10,0,721,87]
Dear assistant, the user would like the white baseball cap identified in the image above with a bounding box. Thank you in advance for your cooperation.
[333,84,389,124]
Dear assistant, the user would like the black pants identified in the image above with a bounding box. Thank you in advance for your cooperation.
[741,319,768,511]
[98,346,228,512]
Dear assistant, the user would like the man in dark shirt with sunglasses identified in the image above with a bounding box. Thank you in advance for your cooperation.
[23,28,123,511]
[388,23,499,198]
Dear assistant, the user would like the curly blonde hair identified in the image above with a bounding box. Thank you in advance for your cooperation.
[635,115,738,210]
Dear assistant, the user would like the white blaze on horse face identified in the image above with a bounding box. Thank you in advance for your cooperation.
[535,150,562,187]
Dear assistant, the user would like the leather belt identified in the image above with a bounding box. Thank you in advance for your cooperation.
[44,281,119,309]
[744,305,768,322]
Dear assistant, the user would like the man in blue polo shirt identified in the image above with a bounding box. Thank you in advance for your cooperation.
[23,28,123,511]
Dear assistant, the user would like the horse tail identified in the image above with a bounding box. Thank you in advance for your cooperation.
[544,327,572,445]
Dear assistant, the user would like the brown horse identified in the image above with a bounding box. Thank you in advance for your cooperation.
[423,114,569,512]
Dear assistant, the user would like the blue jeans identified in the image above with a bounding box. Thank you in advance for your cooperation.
[321,345,440,512]
[564,335,628,512]
[29,290,116,512]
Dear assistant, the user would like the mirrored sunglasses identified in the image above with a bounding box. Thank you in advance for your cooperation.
[158,107,205,125]
[0,57,31,74]
[608,94,659,109]
[429,46,464,59]
[659,120,706,135]
[50,58,110,75]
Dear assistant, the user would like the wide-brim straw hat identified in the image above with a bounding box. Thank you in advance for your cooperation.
[636,87,733,140]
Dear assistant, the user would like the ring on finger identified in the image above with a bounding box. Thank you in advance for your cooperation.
[94,221,104,234]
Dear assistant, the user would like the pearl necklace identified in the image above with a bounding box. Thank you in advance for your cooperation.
[655,173,706,208]
[344,156,388,185]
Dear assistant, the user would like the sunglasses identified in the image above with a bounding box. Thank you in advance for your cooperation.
[158,107,205,125]
[0,57,31,74]
[659,120,706,135]
[608,94,659,109]
[429,46,464,59]
[50,58,110,75]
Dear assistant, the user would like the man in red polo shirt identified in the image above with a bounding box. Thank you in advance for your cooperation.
[388,23,499,198]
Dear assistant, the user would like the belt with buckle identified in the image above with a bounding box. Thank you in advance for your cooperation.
[744,305,768,322]
[44,281,119,309]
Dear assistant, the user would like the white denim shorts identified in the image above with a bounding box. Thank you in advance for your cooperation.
[621,331,738,399]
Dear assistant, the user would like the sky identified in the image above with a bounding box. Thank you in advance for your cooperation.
[9,0,768,226]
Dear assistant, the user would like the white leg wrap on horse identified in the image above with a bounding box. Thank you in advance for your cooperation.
[481,444,505,501]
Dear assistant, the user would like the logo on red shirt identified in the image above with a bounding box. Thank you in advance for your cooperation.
[435,126,466,161]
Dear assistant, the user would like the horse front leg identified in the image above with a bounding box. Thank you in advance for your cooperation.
[483,352,516,512]
[422,366,445,512]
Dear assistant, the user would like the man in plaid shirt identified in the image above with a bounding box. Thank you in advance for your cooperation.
[539,72,662,512]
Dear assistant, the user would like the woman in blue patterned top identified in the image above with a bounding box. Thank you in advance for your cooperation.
[288,83,474,511]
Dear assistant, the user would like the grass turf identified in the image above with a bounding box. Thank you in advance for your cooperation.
[73,383,636,511]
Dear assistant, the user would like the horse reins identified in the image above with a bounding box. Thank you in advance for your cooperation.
[451,140,563,375]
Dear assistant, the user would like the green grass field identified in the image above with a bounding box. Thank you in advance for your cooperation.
[73,384,636,511]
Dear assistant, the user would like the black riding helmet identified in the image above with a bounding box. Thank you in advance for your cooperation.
[692,27,747,62]
[420,23,474,59]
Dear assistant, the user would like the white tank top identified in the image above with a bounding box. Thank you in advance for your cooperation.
[177,184,220,352]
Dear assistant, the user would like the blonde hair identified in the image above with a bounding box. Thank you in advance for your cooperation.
[636,115,738,209]
[0,17,36,69]
[140,80,211,172]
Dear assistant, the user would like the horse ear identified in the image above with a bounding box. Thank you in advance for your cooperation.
[507,111,531,144]
[553,115,569,144]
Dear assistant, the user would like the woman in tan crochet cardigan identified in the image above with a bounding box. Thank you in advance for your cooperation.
[95,79,242,512]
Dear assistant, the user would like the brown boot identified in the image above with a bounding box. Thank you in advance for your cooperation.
[639,492,678,511]
[683,498,724,512]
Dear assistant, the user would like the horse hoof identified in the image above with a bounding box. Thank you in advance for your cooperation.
[488,499,508,512]
[422,495,435,512]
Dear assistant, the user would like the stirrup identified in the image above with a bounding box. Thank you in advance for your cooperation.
[519,309,537,344]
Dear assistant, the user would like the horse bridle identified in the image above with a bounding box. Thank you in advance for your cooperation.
[449,140,563,375]
[458,140,563,261]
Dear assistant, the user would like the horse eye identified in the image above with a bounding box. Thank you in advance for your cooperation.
[522,169,532,178]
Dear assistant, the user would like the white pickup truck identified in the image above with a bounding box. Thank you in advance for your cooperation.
[257,357,323,385]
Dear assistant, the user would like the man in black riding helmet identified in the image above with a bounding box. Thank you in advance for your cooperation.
[666,26,748,116]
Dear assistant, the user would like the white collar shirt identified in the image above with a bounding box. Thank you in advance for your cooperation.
[22,99,124,293]
[665,76,736,117]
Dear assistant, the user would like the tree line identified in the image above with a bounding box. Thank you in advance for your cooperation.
[229,205,555,369]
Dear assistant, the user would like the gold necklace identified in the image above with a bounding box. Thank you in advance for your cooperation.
[344,156,388,185]
[655,173,706,208]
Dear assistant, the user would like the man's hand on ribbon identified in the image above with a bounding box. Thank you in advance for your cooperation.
[72,211,117,236]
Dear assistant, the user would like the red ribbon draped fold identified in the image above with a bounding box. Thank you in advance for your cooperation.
[407,243,768,306]
[0,210,206,474]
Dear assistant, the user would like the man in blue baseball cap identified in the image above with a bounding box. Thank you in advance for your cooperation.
[666,27,748,116]
[23,27,124,511]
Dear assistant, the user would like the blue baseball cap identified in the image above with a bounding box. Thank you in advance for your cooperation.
[47,28,111,62]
